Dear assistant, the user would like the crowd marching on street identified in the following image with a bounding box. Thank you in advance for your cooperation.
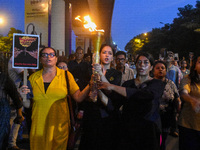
[1,44,200,150]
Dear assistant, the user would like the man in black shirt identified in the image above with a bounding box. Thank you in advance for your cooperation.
[68,46,92,90]
[67,47,92,147]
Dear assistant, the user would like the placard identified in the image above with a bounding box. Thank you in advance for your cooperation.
[12,33,40,69]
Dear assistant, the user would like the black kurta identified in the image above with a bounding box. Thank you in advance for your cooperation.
[119,79,165,150]
[79,68,122,150]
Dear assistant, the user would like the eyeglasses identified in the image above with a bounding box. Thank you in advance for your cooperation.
[41,53,56,58]
[58,66,68,69]
[116,58,125,62]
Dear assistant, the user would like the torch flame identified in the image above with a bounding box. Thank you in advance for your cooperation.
[75,16,82,22]
[75,15,104,32]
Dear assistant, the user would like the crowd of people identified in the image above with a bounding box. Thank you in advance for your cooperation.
[0,44,199,150]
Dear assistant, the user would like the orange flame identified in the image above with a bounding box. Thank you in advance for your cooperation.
[75,15,104,32]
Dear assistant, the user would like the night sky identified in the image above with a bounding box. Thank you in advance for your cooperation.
[112,0,197,50]
[0,0,197,51]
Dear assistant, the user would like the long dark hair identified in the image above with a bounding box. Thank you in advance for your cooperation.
[189,55,200,85]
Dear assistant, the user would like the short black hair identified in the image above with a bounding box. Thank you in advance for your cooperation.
[153,60,167,70]
[39,47,57,57]
[135,52,154,66]
[56,56,68,66]
[116,51,126,58]
[76,46,83,52]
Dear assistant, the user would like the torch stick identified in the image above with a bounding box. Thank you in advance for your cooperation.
[90,31,103,102]
[74,15,104,102]
[93,31,101,64]
[23,69,28,101]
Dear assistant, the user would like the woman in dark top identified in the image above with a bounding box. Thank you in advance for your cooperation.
[0,68,24,150]
[98,52,165,150]
[153,60,181,150]
[79,44,122,150]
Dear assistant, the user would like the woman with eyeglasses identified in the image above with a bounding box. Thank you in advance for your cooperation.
[98,52,165,150]
[21,47,90,150]
[57,58,68,71]
[57,62,68,71]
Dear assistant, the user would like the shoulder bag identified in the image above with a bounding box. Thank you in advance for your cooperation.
[65,71,81,150]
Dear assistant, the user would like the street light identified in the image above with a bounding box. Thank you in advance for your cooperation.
[0,17,4,25]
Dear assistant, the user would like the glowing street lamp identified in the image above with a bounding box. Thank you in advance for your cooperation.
[0,17,4,25]
[144,33,147,36]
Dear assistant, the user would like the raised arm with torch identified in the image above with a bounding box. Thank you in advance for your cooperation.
[75,15,104,101]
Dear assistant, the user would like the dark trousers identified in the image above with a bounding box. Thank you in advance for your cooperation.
[179,126,200,150]
[24,107,32,135]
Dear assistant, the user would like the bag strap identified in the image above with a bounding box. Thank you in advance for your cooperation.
[65,71,76,126]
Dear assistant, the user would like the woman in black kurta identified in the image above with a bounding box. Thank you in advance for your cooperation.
[98,52,165,150]
[79,44,122,150]
[120,78,165,150]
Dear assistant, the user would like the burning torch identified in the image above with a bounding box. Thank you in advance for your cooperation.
[75,15,104,102]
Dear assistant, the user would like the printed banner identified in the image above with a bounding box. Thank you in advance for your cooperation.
[25,0,51,47]
[12,33,40,69]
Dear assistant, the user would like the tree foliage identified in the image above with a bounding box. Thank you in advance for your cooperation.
[125,33,149,55]
[0,27,23,52]
[125,1,200,60]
